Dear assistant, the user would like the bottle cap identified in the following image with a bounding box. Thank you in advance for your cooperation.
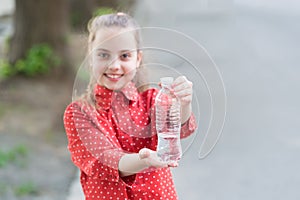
[160,77,174,85]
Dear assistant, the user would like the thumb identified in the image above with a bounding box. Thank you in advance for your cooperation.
[139,148,151,159]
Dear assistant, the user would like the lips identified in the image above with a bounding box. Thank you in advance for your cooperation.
[105,74,123,80]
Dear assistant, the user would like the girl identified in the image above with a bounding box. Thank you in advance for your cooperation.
[64,13,196,200]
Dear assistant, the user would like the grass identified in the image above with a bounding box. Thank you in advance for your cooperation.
[14,181,38,196]
[0,183,6,195]
[0,145,38,197]
[0,144,28,168]
[0,181,39,197]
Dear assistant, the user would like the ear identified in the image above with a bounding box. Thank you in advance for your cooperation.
[136,50,143,68]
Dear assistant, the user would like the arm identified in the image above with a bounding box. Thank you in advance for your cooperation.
[119,148,168,177]
[65,102,169,179]
[64,103,125,181]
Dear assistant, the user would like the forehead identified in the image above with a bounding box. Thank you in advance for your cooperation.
[92,27,137,52]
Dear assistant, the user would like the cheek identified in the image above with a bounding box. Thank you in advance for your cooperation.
[91,58,107,74]
[92,64,106,78]
[123,61,138,75]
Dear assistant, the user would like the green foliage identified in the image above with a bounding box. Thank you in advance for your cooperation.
[16,44,61,76]
[4,36,11,53]
[0,59,15,78]
[14,181,38,197]
[0,181,38,197]
[0,144,28,168]
[0,44,61,79]
[93,7,116,17]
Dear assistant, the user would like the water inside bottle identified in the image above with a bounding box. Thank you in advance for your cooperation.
[157,133,182,163]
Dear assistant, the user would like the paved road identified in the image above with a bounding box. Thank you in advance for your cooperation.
[66,171,84,200]
[64,1,300,199]
[134,1,300,200]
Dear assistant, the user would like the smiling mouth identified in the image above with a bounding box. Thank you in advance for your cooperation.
[105,74,123,79]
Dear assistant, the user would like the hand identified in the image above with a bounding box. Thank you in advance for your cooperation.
[172,76,193,106]
[139,148,178,168]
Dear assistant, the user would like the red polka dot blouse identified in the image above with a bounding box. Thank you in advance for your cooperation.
[64,82,197,200]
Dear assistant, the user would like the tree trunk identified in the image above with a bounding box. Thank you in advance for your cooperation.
[70,0,120,31]
[9,0,70,77]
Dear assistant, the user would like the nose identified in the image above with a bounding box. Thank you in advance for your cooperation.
[108,58,121,71]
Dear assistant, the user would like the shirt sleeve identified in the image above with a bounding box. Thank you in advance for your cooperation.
[180,113,197,139]
[63,102,125,182]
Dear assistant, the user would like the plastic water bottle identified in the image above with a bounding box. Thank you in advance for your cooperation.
[155,77,182,164]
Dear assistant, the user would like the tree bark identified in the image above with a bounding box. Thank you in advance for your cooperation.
[70,0,120,31]
[9,0,70,77]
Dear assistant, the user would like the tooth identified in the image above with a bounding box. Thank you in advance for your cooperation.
[107,74,121,78]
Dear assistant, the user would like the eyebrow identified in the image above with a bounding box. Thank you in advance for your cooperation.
[96,48,136,53]
[96,48,110,52]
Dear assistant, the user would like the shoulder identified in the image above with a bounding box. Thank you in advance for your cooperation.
[64,101,82,115]
[64,102,82,124]
[64,100,101,130]
[64,100,95,119]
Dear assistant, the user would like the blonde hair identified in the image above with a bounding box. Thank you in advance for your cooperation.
[81,13,146,107]
[87,13,141,48]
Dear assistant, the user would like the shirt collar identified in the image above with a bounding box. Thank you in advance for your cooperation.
[120,82,139,102]
[94,82,139,110]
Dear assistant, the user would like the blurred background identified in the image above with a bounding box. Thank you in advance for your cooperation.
[0,0,300,199]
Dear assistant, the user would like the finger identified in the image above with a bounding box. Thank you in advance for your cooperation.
[179,96,193,104]
[152,160,168,168]
[173,80,193,93]
[139,148,150,159]
[168,162,179,168]
[149,152,169,168]
[172,76,188,87]
[173,76,192,87]
[174,89,192,98]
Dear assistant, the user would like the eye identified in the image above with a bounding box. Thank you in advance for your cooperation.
[120,53,131,60]
[98,53,109,59]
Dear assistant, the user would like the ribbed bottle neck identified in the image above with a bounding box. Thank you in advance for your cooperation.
[161,84,172,93]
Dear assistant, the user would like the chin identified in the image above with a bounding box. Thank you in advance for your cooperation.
[104,83,124,91]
